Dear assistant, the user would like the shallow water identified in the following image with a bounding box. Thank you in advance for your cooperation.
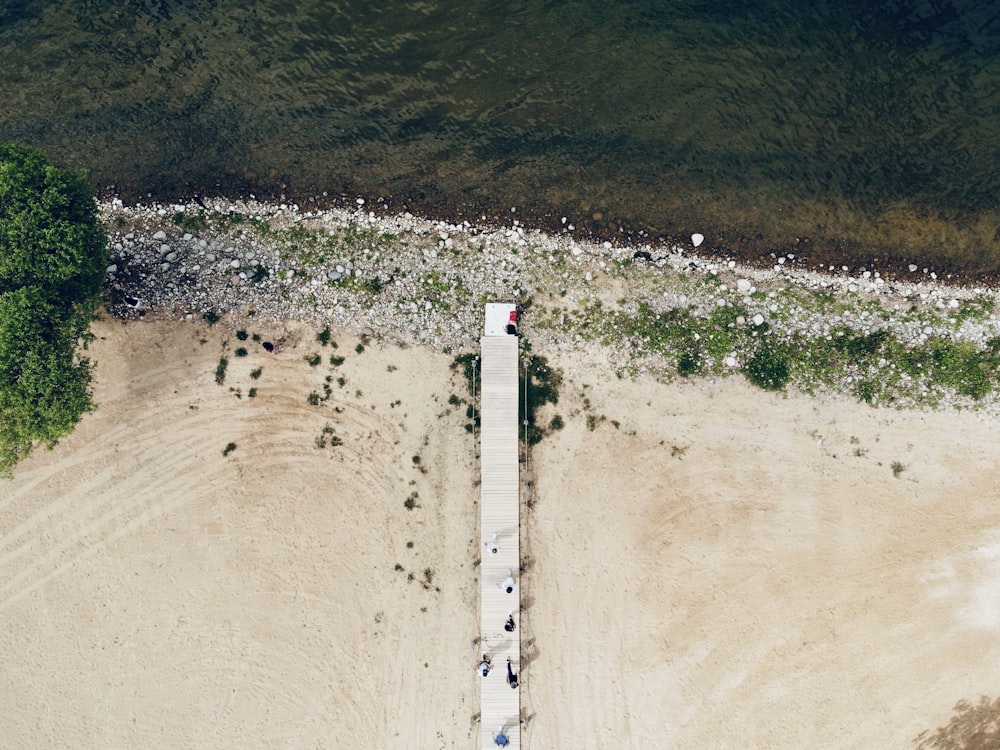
[1,0,998,274]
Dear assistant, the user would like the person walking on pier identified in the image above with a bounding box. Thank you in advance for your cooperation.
[493,727,510,747]
[506,658,519,689]
[504,612,516,632]
[478,654,492,677]
[485,532,500,555]
[499,570,516,594]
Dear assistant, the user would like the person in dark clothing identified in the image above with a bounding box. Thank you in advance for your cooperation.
[506,658,518,689]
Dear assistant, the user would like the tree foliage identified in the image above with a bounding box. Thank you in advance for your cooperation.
[0,144,107,475]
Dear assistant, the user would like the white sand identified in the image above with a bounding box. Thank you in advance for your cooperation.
[3,319,1000,748]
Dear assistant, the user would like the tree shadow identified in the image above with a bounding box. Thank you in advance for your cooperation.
[915,696,1000,750]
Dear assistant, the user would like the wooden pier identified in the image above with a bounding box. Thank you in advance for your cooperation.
[478,304,521,749]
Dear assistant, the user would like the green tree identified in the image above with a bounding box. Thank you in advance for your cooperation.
[0,145,107,475]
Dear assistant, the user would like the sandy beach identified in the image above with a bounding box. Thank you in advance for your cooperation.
[3,315,1000,748]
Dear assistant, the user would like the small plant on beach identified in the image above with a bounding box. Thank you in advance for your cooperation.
[404,491,420,510]
[743,346,790,391]
[215,357,228,385]
[549,414,565,431]
[235,347,248,357]
[250,367,262,379]
[314,424,342,449]
[355,343,365,354]
[248,388,257,398]
[249,265,269,284]
[202,310,220,325]
[222,442,237,456]
[677,349,704,377]
[412,455,421,466]
[330,355,345,366]
[305,353,322,367]
[891,461,906,478]
[235,329,248,341]
[170,210,208,232]
[307,391,321,406]
[317,326,333,346]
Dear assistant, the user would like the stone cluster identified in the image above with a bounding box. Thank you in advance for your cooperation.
[101,197,1000,408]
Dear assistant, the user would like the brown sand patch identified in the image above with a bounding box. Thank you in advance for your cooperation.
[3,323,1000,748]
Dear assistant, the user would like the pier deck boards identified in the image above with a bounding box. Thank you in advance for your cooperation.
[478,322,521,749]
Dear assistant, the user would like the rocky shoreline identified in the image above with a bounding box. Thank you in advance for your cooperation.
[100,196,1000,413]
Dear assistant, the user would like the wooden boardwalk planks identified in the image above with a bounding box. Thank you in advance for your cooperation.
[478,331,521,749]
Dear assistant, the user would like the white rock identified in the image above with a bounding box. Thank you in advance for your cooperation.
[585,271,593,281]
[165,252,177,262]
[691,233,704,247]
[106,264,118,276]
[737,279,752,293]
[724,356,737,367]
[752,314,765,326]
[153,230,166,240]
[230,259,241,268]
[948,299,959,308]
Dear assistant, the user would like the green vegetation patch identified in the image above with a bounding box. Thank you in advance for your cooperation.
[0,144,110,474]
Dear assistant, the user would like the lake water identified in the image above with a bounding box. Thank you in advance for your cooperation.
[1,0,998,276]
